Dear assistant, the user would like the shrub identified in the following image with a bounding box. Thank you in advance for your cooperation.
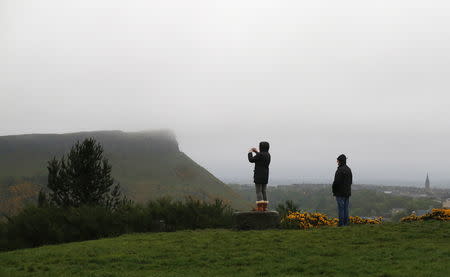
[349,216,383,225]
[276,200,300,218]
[401,208,450,222]
[281,212,382,230]
[282,212,338,229]
[146,197,233,231]
[0,197,233,251]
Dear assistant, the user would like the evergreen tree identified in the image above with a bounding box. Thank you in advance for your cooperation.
[47,138,125,209]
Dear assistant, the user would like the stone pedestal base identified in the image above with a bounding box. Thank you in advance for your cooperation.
[232,211,280,230]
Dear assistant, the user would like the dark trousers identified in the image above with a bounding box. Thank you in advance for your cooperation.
[336,196,350,226]
[255,184,267,201]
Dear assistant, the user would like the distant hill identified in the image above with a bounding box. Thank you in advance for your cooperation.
[0,130,251,215]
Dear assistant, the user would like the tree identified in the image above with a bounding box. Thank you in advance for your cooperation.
[47,138,125,209]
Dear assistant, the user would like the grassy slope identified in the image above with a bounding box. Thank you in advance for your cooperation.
[0,222,449,277]
[0,130,250,211]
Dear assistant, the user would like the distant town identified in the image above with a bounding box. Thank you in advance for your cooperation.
[353,175,450,210]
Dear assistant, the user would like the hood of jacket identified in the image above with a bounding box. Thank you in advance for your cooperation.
[259,141,270,152]
[337,154,347,166]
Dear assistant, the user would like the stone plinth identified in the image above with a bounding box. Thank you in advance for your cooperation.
[232,211,280,230]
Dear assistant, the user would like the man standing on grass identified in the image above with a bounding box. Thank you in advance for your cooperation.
[332,154,353,226]
[248,141,271,212]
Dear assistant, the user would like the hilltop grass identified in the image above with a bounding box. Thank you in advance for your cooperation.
[0,222,449,277]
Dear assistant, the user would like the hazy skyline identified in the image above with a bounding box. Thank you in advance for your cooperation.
[1,1,450,187]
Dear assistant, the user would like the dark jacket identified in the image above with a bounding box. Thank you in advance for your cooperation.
[248,146,271,185]
[332,164,353,197]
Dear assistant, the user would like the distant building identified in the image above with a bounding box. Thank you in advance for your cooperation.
[425,174,431,191]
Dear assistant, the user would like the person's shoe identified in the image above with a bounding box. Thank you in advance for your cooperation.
[256,201,263,212]
[262,201,269,212]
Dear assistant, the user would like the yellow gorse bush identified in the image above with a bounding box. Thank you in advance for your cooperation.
[349,216,383,225]
[284,212,338,229]
[282,212,382,229]
[401,208,450,222]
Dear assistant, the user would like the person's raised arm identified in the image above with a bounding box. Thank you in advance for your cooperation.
[248,148,260,163]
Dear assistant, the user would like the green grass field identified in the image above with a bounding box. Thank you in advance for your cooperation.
[0,222,449,277]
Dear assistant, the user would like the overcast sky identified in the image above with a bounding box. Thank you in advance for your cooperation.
[1,0,449,187]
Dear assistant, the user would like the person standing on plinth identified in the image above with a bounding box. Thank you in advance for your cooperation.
[248,141,271,212]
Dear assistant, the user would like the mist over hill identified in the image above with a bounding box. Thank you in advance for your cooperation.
[0,130,251,215]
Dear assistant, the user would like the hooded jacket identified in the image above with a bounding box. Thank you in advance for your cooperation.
[248,142,271,185]
[332,159,353,197]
